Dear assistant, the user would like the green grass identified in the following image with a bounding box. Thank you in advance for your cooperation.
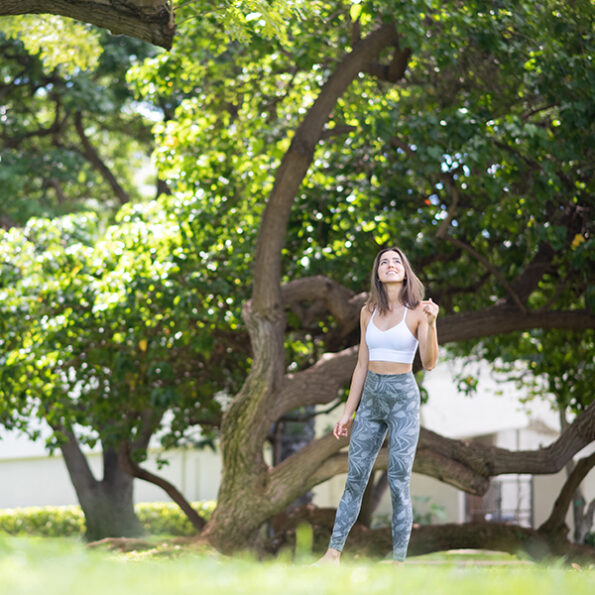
[0,535,593,595]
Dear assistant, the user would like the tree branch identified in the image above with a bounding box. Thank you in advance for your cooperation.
[539,451,595,535]
[52,424,97,493]
[363,47,412,83]
[320,124,357,139]
[118,442,206,531]
[281,275,365,331]
[0,0,175,49]
[1,98,63,149]
[252,23,401,314]
[271,302,595,421]
[269,400,595,499]
[366,521,595,562]
[74,111,130,205]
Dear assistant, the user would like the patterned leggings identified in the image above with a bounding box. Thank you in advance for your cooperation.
[329,370,420,561]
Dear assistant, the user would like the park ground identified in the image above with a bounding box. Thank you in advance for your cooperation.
[1,535,593,595]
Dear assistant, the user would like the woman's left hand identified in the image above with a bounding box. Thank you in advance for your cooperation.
[421,298,439,326]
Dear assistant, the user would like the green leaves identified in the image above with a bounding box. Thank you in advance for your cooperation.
[0,15,103,75]
[0,198,247,450]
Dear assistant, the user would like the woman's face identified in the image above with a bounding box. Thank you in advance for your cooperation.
[377,250,406,284]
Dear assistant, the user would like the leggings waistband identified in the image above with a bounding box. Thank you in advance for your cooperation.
[366,370,414,382]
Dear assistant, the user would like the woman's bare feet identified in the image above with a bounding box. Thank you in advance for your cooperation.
[313,548,341,566]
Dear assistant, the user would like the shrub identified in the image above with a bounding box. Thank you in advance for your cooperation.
[136,501,216,537]
[0,505,85,537]
[0,501,216,537]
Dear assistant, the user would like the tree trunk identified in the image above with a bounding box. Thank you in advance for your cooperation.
[59,431,144,540]
[80,448,145,541]
[0,0,175,49]
[195,15,595,553]
[198,22,405,553]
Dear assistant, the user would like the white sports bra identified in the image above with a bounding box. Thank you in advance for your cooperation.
[365,306,419,364]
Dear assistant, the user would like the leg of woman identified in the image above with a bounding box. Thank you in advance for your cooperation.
[328,411,387,553]
[386,377,420,561]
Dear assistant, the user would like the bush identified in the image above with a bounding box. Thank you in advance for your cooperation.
[0,501,216,538]
[136,501,216,537]
[0,505,85,537]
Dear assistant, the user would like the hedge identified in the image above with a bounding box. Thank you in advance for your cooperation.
[0,501,216,538]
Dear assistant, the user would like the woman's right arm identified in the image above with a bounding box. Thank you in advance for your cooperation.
[333,306,370,439]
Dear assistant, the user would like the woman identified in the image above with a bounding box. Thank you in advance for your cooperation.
[317,247,439,565]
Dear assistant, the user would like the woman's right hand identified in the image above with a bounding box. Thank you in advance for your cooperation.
[333,413,353,440]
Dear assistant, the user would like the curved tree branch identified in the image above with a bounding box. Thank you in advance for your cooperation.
[281,275,365,330]
[0,0,175,49]
[274,507,595,563]
[269,401,595,498]
[539,450,595,535]
[53,424,97,493]
[365,521,595,562]
[252,24,403,315]
[118,442,206,531]
[74,111,130,205]
[269,300,595,422]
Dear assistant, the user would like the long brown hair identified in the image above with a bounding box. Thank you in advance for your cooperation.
[365,247,425,315]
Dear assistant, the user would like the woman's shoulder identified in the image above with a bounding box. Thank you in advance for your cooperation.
[360,303,374,323]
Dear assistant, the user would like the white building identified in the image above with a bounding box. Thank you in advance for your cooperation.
[1,360,593,536]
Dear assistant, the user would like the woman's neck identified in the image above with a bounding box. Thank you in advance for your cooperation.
[385,284,403,310]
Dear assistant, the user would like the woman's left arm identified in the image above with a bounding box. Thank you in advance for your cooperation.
[417,298,439,370]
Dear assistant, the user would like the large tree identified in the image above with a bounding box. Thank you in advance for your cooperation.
[0,202,252,539]
[131,0,593,557]
[2,0,593,558]
[0,26,248,539]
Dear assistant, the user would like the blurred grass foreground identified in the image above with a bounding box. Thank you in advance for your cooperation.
[1,535,594,595]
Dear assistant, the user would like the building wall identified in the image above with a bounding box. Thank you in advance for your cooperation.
[0,447,222,509]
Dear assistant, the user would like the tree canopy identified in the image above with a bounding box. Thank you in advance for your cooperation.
[1,0,593,556]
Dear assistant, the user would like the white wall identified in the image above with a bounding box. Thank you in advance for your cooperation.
[0,446,222,509]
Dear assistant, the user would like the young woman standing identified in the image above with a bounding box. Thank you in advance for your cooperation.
[317,247,439,564]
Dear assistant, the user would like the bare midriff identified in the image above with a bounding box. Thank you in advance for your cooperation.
[368,361,413,375]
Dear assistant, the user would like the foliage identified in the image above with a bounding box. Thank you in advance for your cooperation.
[0,30,158,227]
[0,15,103,74]
[128,0,593,370]
[135,500,216,536]
[0,501,216,537]
[449,330,595,414]
[0,505,85,538]
[0,205,248,455]
[174,0,307,45]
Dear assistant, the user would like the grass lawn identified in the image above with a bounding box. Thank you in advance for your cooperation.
[1,535,593,595]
